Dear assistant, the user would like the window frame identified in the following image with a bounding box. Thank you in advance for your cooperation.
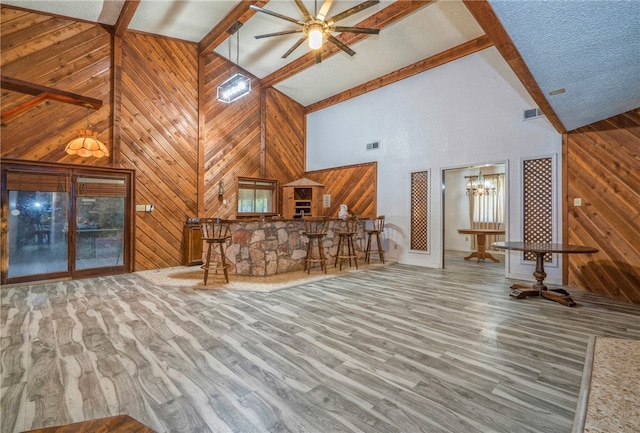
[236,177,278,218]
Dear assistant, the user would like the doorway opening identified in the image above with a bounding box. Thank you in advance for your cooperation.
[441,163,507,270]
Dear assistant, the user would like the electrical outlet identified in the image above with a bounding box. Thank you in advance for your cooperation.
[465,236,469,241]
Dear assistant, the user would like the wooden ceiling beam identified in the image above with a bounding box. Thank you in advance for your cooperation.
[114,0,140,38]
[463,0,566,134]
[198,0,269,57]
[1,75,102,121]
[261,0,433,88]
[306,34,494,113]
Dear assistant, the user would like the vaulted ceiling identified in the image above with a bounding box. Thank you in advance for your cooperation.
[3,0,638,132]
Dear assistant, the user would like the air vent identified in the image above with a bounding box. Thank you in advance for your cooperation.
[523,108,545,120]
[366,141,380,150]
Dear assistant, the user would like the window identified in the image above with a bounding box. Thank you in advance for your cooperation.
[237,177,277,217]
[471,174,505,224]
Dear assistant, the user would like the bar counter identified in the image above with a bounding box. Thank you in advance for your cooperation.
[216,217,369,277]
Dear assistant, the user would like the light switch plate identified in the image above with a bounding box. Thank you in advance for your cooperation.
[574,198,582,206]
[323,194,331,208]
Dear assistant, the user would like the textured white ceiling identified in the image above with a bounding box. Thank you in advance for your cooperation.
[2,0,639,130]
[129,0,237,42]
[2,0,125,24]
[490,0,640,131]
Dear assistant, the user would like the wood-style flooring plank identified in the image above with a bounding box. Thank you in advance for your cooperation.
[1,252,640,432]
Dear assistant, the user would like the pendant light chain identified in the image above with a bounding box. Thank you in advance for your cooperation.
[236,28,240,74]
[227,27,241,76]
[228,33,231,77]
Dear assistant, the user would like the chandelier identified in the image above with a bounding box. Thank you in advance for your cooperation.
[217,22,251,103]
[466,170,497,196]
[65,106,109,158]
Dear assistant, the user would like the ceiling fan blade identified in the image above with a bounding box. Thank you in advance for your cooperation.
[316,0,334,20]
[333,26,380,35]
[249,5,303,25]
[293,0,313,21]
[255,29,303,39]
[282,37,307,58]
[315,51,322,64]
[327,35,356,56]
[328,0,379,24]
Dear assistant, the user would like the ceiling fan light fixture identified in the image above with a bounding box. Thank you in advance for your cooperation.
[251,0,380,60]
[308,24,324,49]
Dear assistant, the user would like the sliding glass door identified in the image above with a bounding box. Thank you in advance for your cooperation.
[75,175,126,270]
[2,162,133,284]
[6,172,70,278]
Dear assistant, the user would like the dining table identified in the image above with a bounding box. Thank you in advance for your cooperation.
[491,241,599,307]
[457,228,505,262]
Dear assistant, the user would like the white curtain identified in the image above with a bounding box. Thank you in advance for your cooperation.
[468,174,505,249]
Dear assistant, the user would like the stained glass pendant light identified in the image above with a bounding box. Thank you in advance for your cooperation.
[65,106,109,158]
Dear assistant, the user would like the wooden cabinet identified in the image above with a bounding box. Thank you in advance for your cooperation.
[282,178,324,218]
[182,224,203,266]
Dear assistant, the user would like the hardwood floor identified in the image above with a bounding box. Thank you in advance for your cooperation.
[2,253,639,433]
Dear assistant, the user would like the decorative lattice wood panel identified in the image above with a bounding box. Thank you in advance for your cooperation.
[523,157,553,262]
[411,171,429,251]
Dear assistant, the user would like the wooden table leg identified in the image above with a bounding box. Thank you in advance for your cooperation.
[463,251,479,261]
[542,289,576,307]
[464,234,500,262]
[509,252,576,307]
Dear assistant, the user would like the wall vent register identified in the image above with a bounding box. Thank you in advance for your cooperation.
[523,108,545,120]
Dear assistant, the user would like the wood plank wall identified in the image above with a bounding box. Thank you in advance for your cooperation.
[565,108,640,304]
[0,7,391,280]
[119,33,199,270]
[306,162,377,218]
[264,87,306,213]
[0,8,112,165]
[202,53,262,220]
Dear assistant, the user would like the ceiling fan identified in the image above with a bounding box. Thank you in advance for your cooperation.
[250,0,380,64]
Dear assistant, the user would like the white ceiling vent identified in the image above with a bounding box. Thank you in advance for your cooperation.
[523,108,545,120]
[366,141,380,151]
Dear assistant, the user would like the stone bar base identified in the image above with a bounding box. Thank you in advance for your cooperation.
[206,219,367,277]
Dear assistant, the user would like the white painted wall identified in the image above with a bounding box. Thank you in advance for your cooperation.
[306,48,563,283]
[444,168,472,253]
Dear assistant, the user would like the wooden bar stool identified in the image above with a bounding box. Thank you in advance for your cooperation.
[334,216,359,270]
[365,215,385,264]
[200,218,231,284]
[302,216,330,274]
